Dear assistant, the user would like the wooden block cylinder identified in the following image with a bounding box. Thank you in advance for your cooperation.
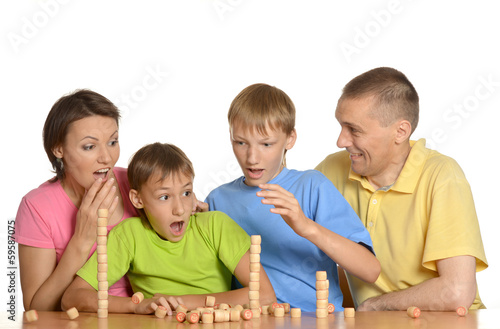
[66,307,79,320]
[316,271,327,281]
[274,307,285,317]
[250,235,261,245]
[344,307,355,318]
[290,308,301,318]
[316,308,328,318]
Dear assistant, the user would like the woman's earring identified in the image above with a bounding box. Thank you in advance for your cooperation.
[56,157,64,170]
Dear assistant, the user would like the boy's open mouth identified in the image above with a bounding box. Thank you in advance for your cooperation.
[247,168,264,179]
[170,221,185,236]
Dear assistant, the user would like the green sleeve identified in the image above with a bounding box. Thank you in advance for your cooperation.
[209,211,251,273]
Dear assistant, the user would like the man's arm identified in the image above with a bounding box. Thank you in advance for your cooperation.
[358,255,477,311]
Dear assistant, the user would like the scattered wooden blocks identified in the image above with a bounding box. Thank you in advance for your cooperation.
[176,312,187,323]
[241,308,253,321]
[131,292,144,304]
[205,296,216,307]
[97,209,108,318]
[456,306,468,317]
[186,311,200,324]
[344,307,355,318]
[66,307,79,320]
[407,306,421,318]
[155,305,167,319]
[315,271,329,318]
[25,310,38,322]
[290,308,301,318]
[249,235,261,318]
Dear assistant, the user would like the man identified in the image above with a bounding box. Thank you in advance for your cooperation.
[316,67,487,311]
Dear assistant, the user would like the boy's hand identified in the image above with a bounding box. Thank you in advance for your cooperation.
[192,193,209,214]
[257,184,313,237]
[135,295,185,315]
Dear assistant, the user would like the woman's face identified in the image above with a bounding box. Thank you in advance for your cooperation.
[53,115,120,191]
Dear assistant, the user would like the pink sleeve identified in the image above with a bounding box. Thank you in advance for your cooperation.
[14,196,55,249]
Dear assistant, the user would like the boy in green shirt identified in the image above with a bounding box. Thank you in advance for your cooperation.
[62,142,275,315]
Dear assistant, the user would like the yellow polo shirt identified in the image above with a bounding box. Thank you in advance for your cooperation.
[316,139,487,309]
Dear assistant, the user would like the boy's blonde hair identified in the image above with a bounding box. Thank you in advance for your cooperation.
[228,83,295,136]
[127,142,194,221]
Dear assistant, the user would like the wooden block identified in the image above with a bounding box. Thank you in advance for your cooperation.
[316,308,328,318]
[250,253,260,263]
[249,300,260,309]
[131,292,144,304]
[98,209,109,218]
[250,245,261,254]
[66,307,79,320]
[201,312,214,324]
[249,272,260,282]
[213,310,225,323]
[25,310,38,322]
[230,309,241,321]
[274,307,285,317]
[248,290,259,300]
[290,308,301,318]
[97,226,108,236]
[224,310,230,322]
[316,299,328,309]
[155,306,167,319]
[327,303,335,314]
[186,311,200,324]
[316,271,327,281]
[97,290,108,300]
[97,263,108,273]
[316,280,329,290]
[205,296,216,307]
[97,308,108,319]
[250,235,261,245]
[269,303,283,315]
[316,290,328,300]
[250,262,260,272]
[407,306,421,318]
[456,306,468,317]
[344,307,355,318]
[241,308,253,321]
[97,236,107,245]
[282,303,291,313]
[251,308,261,318]
[248,281,260,291]
[97,272,107,282]
[176,312,186,323]
[96,244,108,255]
[261,305,270,314]
[176,304,188,314]
[97,217,108,227]
[233,304,244,312]
[98,299,108,308]
[98,282,108,291]
[97,254,107,264]
[218,303,230,310]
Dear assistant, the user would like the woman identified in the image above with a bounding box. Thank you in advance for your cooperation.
[14,90,138,311]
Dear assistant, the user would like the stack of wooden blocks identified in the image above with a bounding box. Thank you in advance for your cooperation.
[315,271,329,318]
[249,235,261,318]
[97,209,109,318]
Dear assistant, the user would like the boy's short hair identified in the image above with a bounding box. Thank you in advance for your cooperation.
[339,67,419,134]
[128,143,195,220]
[228,83,295,136]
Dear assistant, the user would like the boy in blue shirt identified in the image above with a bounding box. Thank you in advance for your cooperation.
[205,83,380,311]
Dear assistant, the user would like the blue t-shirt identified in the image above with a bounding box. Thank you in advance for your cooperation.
[205,167,373,312]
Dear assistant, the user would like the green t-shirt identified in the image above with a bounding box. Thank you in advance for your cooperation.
[77,211,250,298]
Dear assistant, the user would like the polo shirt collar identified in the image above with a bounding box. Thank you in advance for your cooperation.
[348,139,429,194]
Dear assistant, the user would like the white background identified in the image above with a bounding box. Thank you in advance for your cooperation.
[1,0,499,319]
